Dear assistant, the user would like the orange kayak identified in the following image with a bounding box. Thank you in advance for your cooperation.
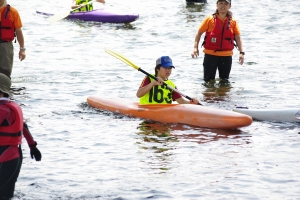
[87,95,252,129]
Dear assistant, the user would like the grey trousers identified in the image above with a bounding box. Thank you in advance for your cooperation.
[0,42,14,78]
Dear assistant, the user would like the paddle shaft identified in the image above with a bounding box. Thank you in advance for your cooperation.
[104,49,202,105]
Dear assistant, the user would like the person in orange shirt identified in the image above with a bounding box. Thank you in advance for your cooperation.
[191,0,244,82]
[0,0,26,78]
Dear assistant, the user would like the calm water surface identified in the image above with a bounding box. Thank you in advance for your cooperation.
[9,0,300,199]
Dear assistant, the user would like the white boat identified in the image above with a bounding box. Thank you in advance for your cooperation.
[233,107,300,122]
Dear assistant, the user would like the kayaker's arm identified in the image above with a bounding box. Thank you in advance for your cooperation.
[136,78,162,98]
[71,0,79,9]
[71,0,105,9]
[191,30,204,58]
[176,97,199,105]
[96,0,105,3]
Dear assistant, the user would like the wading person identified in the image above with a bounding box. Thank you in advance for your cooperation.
[191,0,244,82]
[0,0,26,78]
[137,56,199,105]
[0,73,42,199]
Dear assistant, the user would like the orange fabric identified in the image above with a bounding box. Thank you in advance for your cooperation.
[199,14,240,56]
[0,5,22,29]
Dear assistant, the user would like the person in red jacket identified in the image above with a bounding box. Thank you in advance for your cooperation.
[191,0,244,82]
[0,73,42,199]
[0,0,26,78]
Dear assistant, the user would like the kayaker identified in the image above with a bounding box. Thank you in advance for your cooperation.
[137,56,199,105]
[0,0,26,78]
[191,0,244,82]
[0,73,42,199]
[71,0,105,12]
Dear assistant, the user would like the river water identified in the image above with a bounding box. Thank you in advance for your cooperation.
[8,0,300,199]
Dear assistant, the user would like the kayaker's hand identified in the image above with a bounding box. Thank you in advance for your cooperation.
[190,98,199,105]
[153,77,164,86]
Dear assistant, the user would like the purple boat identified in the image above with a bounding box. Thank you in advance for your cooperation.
[36,9,139,23]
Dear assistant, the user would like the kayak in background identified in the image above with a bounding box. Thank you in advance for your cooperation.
[36,9,139,23]
[87,95,252,129]
[233,107,300,122]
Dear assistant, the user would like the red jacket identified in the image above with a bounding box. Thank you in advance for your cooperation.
[0,99,35,162]
[203,15,235,51]
[0,5,15,42]
[0,100,23,145]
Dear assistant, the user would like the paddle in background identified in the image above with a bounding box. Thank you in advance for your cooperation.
[105,49,203,106]
[48,1,94,23]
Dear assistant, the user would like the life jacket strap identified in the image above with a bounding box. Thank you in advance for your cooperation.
[0,132,22,137]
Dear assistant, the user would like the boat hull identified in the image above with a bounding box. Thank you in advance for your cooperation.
[87,95,252,129]
[233,108,300,122]
[36,9,139,23]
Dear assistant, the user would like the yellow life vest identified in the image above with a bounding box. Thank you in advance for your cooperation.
[140,75,176,104]
[75,0,93,12]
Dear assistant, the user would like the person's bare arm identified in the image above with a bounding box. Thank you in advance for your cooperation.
[191,30,204,58]
[176,97,199,104]
[96,0,105,3]
[15,28,26,61]
[136,77,163,98]
[235,34,244,65]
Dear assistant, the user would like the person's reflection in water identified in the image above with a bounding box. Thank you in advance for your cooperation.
[185,0,207,21]
[136,121,249,144]
[135,120,250,172]
[135,121,177,173]
[184,0,207,23]
[202,79,233,103]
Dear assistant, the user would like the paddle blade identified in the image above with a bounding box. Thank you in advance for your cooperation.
[48,11,70,23]
[105,49,140,70]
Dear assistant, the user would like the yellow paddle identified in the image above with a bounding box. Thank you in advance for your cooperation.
[48,1,94,23]
[105,49,202,105]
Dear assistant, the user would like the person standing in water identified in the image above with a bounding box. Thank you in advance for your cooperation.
[191,0,244,82]
[0,0,26,78]
[0,73,42,199]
